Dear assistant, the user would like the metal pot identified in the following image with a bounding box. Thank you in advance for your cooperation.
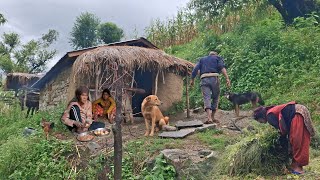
[76,131,94,142]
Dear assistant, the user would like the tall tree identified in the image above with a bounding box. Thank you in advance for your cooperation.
[268,0,320,24]
[69,12,101,49]
[0,29,59,73]
[0,13,6,25]
[97,22,124,44]
[187,0,251,20]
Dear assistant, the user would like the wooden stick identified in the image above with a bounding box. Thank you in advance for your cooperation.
[95,65,101,100]
[186,69,190,118]
[67,158,75,179]
[75,145,81,158]
[154,70,159,95]
[131,71,135,88]
[162,71,165,84]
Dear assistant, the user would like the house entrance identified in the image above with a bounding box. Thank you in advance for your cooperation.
[132,69,153,116]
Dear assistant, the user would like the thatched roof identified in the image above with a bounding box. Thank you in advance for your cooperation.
[5,73,43,90]
[32,37,193,90]
[7,72,43,78]
[73,46,194,76]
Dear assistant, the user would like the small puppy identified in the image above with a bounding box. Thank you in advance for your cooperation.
[225,92,264,117]
[41,118,54,140]
[141,95,169,136]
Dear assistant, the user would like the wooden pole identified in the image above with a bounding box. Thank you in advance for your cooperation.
[113,65,123,180]
[154,70,159,95]
[131,71,135,88]
[95,65,101,100]
[186,69,190,118]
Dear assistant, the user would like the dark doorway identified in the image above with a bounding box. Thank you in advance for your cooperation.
[132,69,153,116]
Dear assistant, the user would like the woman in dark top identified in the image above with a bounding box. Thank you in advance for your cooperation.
[253,101,315,175]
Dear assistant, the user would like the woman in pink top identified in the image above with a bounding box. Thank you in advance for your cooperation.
[61,86,93,133]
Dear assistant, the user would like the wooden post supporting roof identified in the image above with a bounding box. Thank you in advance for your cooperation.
[186,68,190,118]
[113,65,124,180]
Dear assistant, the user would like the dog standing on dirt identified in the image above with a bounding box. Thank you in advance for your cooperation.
[225,92,264,117]
[141,95,169,136]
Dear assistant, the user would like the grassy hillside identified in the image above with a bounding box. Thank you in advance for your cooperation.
[1,8,320,179]
[167,15,320,125]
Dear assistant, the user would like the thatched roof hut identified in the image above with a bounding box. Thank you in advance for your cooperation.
[5,73,43,92]
[32,37,194,113]
[73,46,193,76]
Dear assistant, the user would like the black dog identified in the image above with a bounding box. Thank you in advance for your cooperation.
[224,92,264,117]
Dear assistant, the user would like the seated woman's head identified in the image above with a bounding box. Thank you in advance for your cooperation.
[102,88,111,100]
[75,86,89,104]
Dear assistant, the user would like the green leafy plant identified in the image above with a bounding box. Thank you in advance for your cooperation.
[142,154,176,180]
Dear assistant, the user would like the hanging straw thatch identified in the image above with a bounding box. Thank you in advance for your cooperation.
[5,73,43,90]
[72,46,194,78]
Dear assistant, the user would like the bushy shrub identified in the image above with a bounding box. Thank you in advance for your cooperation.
[0,136,73,179]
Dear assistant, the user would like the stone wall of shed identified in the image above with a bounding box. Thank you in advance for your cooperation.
[39,67,71,110]
[156,72,183,112]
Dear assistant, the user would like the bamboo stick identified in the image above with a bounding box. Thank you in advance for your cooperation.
[154,70,159,95]
[162,71,165,84]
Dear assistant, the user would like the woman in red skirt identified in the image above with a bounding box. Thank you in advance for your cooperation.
[253,101,315,175]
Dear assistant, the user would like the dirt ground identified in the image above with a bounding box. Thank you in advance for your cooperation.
[64,108,255,152]
[97,108,254,147]
[52,108,254,176]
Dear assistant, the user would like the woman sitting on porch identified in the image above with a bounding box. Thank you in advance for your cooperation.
[61,86,93,133]
[92,88,116,123]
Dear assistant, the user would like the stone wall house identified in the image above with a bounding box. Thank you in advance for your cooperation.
[32,37,193,114]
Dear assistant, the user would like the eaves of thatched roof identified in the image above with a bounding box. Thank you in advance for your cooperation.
[73,46,194,76]
[6,72,44,85]
[7,72,43,78]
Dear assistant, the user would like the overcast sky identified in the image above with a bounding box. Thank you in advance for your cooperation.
[0,0,189,71]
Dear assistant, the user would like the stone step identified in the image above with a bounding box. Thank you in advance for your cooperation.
[158,123,216,138]
[175,120,203,129]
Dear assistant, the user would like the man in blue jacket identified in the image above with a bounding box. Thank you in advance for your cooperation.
[190,51,231,124]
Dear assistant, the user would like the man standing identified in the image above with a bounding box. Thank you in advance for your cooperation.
[190,51,231,124]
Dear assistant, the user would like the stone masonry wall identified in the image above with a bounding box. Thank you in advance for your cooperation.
[39,67,71,110]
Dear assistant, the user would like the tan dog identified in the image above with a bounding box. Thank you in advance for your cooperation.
[141,95,169,136]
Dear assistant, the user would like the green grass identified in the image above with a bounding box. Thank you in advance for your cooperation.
[196,129,230,151]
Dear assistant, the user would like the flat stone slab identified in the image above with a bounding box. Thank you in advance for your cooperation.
[158,128,196,138]
[161,149,189,163]
[86,141,101,153]
[175,120,204,129]
[158,123,216,138]
[195,124,216,132]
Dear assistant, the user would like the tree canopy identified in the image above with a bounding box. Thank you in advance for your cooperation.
[69,12,100,49]
[98,22,124,44]
[0,13,6,25]
[69,12,124,49]
[0,29,59,73]
[268,0,320,24]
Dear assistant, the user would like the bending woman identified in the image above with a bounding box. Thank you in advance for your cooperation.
[61,86,93,133]
[253,101,316,175]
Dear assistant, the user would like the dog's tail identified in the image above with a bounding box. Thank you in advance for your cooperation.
[164,116,169,125]
[257,93,265,105]
[159,116,170,129]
